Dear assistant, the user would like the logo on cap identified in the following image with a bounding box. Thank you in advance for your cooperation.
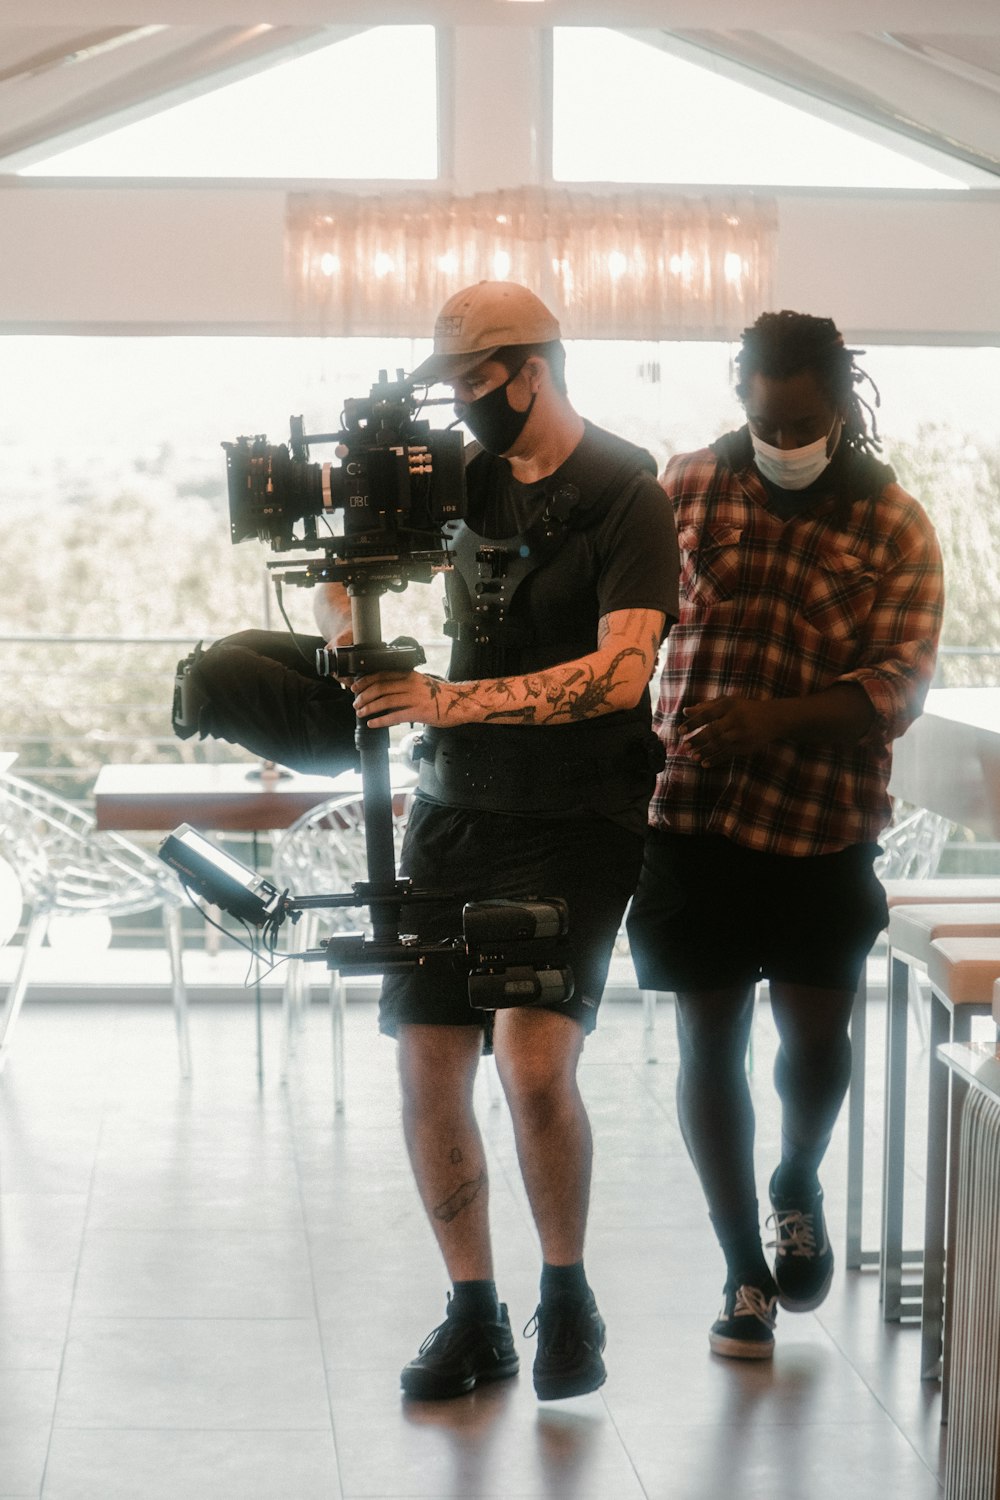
[435,315,465,339]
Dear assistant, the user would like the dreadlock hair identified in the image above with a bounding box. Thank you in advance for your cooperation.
[734,310,883,459]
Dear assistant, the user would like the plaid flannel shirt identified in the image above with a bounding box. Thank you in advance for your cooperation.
[647,436,944,855]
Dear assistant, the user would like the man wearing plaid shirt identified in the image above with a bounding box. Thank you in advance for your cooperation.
[628,310,944,1360]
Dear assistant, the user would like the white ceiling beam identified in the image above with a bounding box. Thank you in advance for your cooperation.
[0,27,167,86]
[0,25,365,171]
[632,28,1000,181]
[0,4,999,32]
[439,24,551,190]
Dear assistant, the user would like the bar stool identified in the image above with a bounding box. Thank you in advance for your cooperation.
[878,903,1000,1321]
[920,936,1000,1392]
[846,876,1000,1272]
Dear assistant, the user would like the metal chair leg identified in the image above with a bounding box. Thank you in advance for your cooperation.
[924,1004,973,1397]
[162,904,191,1079]
[330,969,345,1113]
[908,966,930,1051]
[641,988,658,1063]
[920,991,952,1377]
[880,952,911,1318]
[846,966,869,1269]
[0,910,48,1071]
[280,912,316,1082]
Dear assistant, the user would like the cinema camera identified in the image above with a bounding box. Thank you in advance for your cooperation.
[160,371,575,1012]
[222,370,466,584]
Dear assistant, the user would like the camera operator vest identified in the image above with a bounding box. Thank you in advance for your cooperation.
[414,423,665,818]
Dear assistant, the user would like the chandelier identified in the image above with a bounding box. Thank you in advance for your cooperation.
[287,186,776,340]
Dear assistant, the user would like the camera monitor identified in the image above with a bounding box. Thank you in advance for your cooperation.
[160,823,286,927]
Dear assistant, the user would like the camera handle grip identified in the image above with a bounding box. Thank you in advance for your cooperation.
[315,636,425,679]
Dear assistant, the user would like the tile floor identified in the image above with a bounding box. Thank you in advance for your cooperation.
[0,983,959,1499]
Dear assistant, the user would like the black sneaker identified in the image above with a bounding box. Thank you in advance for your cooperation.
[524,1290,607,1400]
[400,1299,519,1400]
[709,1283,778,1360]
[767,1170,835,1312]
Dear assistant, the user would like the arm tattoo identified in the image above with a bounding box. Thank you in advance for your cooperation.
[434,1169,487,1224]
[443,678,538,724]
[441,609,659,726]
[457,648,647,724]
[549,647,645,721]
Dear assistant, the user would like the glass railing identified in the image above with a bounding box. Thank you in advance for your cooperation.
[2,633,998,957]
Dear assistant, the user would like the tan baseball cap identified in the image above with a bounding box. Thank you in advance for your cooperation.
[409,281,562,385]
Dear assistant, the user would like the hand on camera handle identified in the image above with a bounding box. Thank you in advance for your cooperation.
[316,636,426,688]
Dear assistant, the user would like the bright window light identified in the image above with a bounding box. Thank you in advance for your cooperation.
[22,27,437,179]
[553,29,972,190]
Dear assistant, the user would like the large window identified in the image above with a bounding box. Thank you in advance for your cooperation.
[21,27,438,179]
[553,29,973,189]
[4,334,997,638]
[2,334,998,788]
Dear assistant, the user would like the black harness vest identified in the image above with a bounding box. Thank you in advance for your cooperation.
[414,425,664,815]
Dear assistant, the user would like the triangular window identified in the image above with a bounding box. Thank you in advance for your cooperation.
[22,27,437,179]
[554,29,977,189]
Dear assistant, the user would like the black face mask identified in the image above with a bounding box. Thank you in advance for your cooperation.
[461,365,536,456]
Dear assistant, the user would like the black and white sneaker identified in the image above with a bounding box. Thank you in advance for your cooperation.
[400,1298,519,1400]
[709,1283,778,1360]
[525,1290,607,1399]
[767,1169,835,1312]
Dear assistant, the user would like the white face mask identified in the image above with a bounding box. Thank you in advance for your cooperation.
[751,419,841,491]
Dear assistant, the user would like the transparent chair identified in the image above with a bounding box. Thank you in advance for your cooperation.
[272,789,413,1108]
[871,800,957,1046]
[0,771,191,1075]
[845,800,956,1270]
[875,800,955,883]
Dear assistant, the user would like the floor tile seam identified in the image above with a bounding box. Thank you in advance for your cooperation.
[64,1312,331,1323]
[48,1421,337,1435]
[71,1225,314,1244]
[604,1410,944,1437]
[809,1307,942,1477]
[589,1386,653,1500]
[41,1081,114,1500]
[46,1422,341,1433]
[0,1361,64,1375]
[288,1099,349,1500]
[616,1063,681,1125]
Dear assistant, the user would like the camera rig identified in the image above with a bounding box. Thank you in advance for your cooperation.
[161,371,575,1011]
[222,370,466,583]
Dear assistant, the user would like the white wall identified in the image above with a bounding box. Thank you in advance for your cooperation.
[1,180,998,343]
[775,192,1000,343]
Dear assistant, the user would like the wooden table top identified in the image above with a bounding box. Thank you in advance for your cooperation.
[94,761,415,833]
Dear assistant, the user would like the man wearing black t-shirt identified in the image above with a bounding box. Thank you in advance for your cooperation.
[346,281,679,1400]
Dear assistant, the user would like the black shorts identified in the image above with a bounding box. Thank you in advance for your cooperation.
[626,830,889,993]
[379,799,644,1041]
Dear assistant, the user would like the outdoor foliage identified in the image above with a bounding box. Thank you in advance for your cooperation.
[884,424,1000,685]
[1,478,448,792]
[3,421,998,797]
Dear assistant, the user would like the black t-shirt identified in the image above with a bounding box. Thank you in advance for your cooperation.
[447,421,679,679]
[417,421,680,830]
